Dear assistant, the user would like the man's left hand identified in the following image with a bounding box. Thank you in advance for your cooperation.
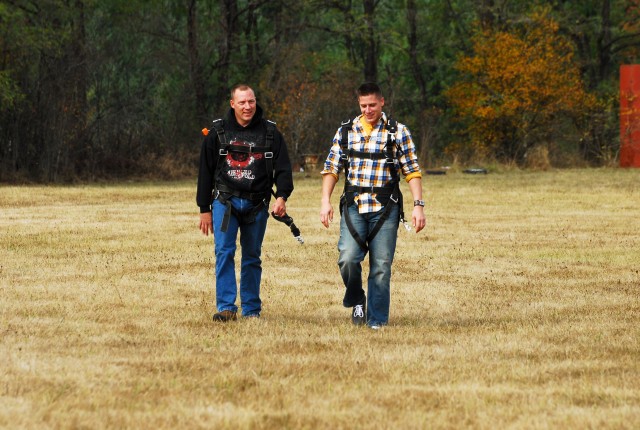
[271,197,287,217]
[412,206,426,233]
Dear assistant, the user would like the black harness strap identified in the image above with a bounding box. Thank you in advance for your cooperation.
[265,120,276,187]
[211,118,227,188]
[344,185,394,196]
[218,144,272,155]
[339,117,404,252]
[210,119,234,232]
[210,118,276,232]
[339,118,352,175]
[338,118,367,250]
[348,151,386,159]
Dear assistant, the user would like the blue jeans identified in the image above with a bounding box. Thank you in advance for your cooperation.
[338,203,399,326]
[212,196,268,316]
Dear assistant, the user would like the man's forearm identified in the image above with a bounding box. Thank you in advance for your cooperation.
[321,173,338,202]
[408,177,423,201]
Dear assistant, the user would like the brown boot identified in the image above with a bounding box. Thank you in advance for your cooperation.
[212,310,237,322]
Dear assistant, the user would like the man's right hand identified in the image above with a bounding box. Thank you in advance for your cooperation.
[320,201,334,228]
[199,212,213,236]
[320,174,338,229]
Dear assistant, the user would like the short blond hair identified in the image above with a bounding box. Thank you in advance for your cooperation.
[230,84,254,99]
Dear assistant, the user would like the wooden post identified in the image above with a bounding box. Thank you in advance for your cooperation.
[620,65,640,167]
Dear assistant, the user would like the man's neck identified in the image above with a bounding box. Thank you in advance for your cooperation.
[236,116,250,127]
[360,116,377,135]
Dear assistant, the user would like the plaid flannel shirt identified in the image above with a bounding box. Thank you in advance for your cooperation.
[321,113,422,214]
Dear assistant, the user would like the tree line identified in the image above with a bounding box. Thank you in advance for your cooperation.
[1,0,639,182]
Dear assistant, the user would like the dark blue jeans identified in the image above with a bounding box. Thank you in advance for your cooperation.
[338,203,399,326]
[212,196,268,317]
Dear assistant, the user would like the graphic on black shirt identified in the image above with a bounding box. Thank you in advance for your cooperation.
[225,139,263,182]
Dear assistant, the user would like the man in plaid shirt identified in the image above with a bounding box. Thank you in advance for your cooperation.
[320,83,426,330]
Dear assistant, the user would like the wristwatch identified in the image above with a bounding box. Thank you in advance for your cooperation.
[414,200,425,207]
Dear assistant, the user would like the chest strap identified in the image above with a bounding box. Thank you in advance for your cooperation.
[219,143,273,157]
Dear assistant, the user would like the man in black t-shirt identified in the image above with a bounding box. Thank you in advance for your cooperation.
[196,84,293,321]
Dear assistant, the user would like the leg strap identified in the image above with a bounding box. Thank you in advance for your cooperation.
[340,188,401,253]
[366,189,400,245]
[217,193,266,233]
[219,195,234,233]
[342,195,369,252]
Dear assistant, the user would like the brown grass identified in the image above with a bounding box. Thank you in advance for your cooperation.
[1,169,639,429]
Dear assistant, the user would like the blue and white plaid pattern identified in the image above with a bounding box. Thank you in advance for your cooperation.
[322,113,421,213]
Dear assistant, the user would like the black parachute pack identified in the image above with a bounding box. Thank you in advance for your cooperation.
[338,117,406,252]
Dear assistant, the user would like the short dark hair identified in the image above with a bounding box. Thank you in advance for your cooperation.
[356,82,383,98]
[230,83,254,99]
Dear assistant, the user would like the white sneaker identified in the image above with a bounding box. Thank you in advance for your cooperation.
[352,303,366,325]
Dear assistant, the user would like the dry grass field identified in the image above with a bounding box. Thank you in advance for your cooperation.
[1,168,639,429]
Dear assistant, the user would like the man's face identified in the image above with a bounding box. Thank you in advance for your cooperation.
[230,88,256,126]
[358,93,384,125]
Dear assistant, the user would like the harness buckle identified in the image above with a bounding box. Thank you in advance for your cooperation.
[340,154,348,161]
[386,157,394,164]
[219,149,228,156]
[264,151,273,158]
[390,194,399,203]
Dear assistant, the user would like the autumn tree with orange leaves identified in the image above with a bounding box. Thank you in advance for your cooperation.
[447,9,597,165]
